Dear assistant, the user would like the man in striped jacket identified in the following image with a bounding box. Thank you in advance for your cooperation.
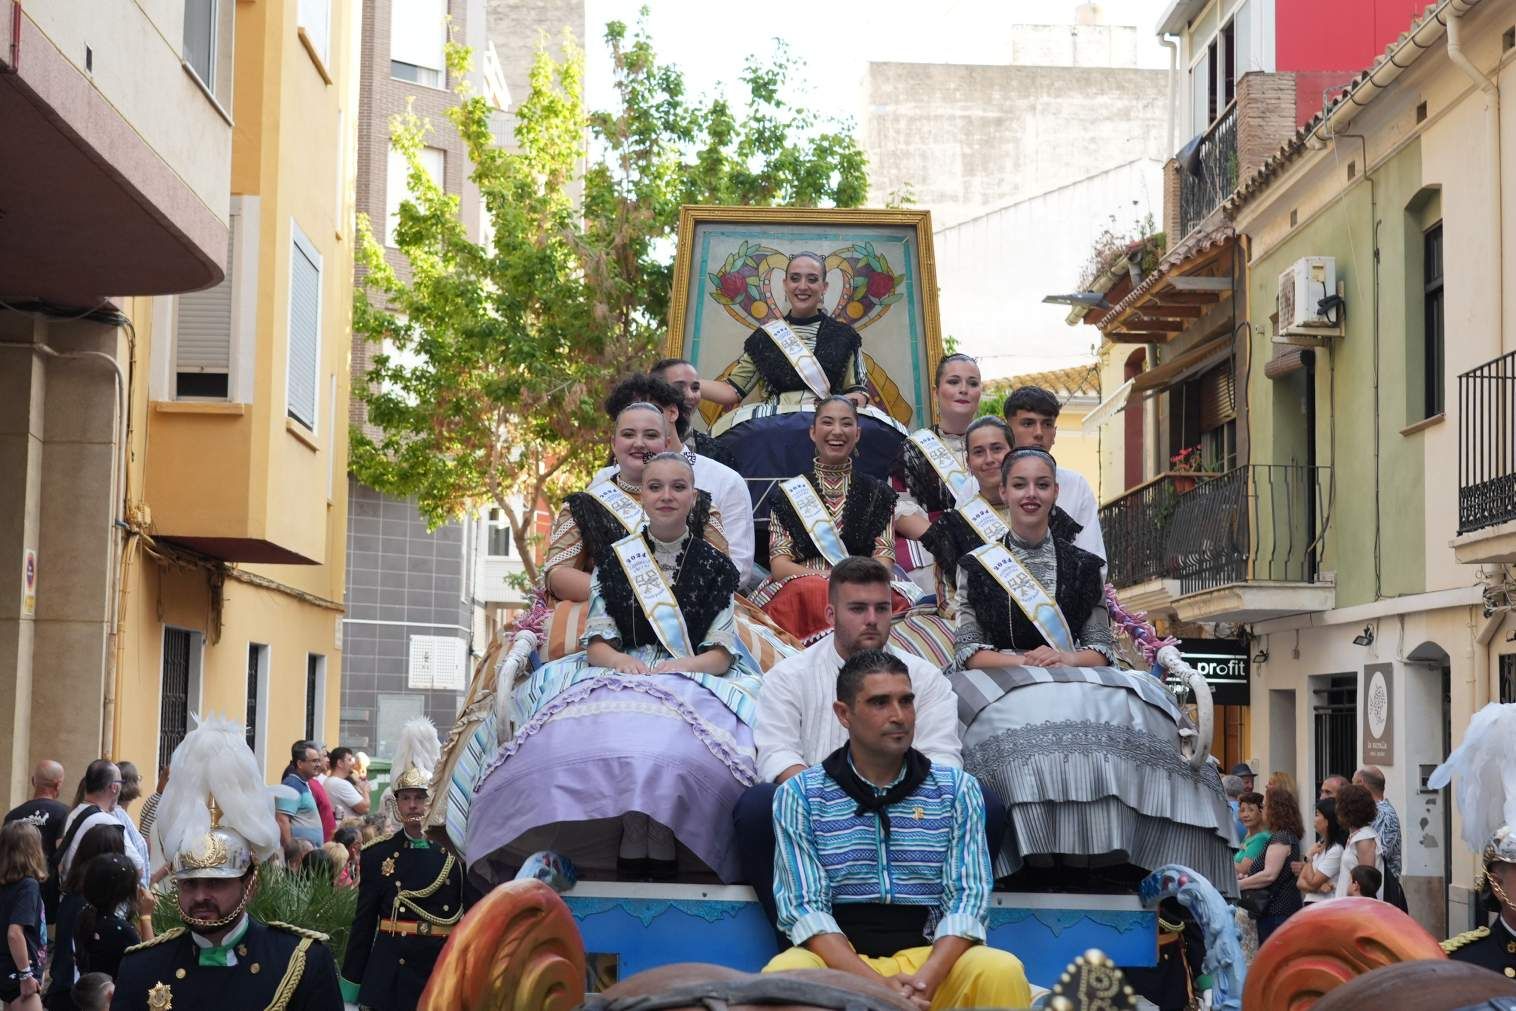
[762,649,1030,1010]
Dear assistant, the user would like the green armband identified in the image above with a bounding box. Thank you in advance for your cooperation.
[340,977,361,1002]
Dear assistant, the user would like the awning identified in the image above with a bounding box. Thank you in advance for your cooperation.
[1264,346,1316,381]
[1131,333,1234,398]
[1081,377,1134,434]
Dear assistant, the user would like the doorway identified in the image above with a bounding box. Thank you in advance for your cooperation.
[1311,673,1357,793]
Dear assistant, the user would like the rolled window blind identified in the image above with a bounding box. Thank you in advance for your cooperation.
[287,231,321,428]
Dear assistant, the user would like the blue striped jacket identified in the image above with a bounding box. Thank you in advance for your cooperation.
[772,756,991,947]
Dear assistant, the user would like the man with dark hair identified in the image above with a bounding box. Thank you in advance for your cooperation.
[649,357,736,467]
[1002,385,1105,561]
[275,742,325,850]
[1353,765,1401,878]
[762,648,1030,1007]
[736,556,982,929]
[597,373,754,582]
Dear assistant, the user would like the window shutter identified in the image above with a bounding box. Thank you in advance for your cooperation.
[1199,363,1236,431]
[390,0,446,73]
[176,217,235,376]
[287,230,321,428]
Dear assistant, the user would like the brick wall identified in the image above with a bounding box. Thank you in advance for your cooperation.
[1236,71,1300,183]
[1163,158,1182,245]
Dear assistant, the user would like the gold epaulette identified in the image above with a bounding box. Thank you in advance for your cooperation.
[124,927,186,954]
[268,921,330,943]
[362,831,397,851]
[1441,926,1490,953]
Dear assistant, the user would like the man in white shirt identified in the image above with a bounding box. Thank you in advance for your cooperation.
[734,557,1004,929]
[1003,386,1106,562]
[595,374,756,584]
[59,759,144,883]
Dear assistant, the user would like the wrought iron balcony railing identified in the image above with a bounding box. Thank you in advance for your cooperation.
[1458,350,1516,534]
[1165,464,1330,596]
[1098,472,1219,589]
[1180,101,1238,239]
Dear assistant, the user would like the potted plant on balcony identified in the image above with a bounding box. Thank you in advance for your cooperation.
[1170,445,1202,493]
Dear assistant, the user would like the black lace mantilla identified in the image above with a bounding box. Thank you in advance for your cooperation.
[567,487,714,565]
[925,505,1085,592]
[768,469,896,564]
[742,314,863,395]
[690,431,736,469]
[892,437,959,515]
[593,534,738,652]
[961,536,1104,651]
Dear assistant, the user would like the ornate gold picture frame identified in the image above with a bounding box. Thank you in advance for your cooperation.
[667,206,944,429]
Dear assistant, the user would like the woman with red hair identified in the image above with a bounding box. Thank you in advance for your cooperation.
[1238,786,1306,943]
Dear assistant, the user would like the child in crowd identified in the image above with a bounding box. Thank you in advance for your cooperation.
[1349,864,1382,899]
[70,972,113,1011]
[0,821,47,1010]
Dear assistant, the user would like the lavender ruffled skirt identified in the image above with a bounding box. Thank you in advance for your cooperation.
[465,673,757,885]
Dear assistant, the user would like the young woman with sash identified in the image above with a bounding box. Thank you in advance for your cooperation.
[542,402,724,605]
[470,454,764,884]
[754,396,903,640]
[699,252,907,486]
[948,447,1237,890]
[891,353,982,594]
[917,416,1015,616]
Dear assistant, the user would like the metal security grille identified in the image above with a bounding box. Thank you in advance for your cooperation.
[246,646,262,752]
[1313,674,1357,791]
[1501,654,1516,704]
[160,629,192,768]
[305,656,319,742]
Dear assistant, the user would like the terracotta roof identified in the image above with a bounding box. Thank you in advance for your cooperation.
[986,364,1101,400]
[1096,224,1236,333]
[1223,0,1458,218]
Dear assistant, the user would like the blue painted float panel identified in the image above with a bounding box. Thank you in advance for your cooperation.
[564,884,1156,990]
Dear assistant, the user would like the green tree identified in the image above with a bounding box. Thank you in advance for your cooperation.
[351,21,869,584]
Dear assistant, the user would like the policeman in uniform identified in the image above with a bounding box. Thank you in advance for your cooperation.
[340,718,466,1010]
[1442,824,1516,979]
[112,716,343,1010]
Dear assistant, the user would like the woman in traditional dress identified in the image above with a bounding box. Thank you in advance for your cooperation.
[754,396,899,640]
[700,252,907,489]
[948,447,1236,891]
[469,453,762,884]
[543,402,724,605]
[891,353,982,593]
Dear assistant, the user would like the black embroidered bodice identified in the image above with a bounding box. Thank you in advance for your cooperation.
[960,535,1103,652]
[924,503,1085,591]
[742,314,863,395]
[566,486,714,566]
[768,466,896,564]
[593,534,738,652]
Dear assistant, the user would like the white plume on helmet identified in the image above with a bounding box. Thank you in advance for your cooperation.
[1428,701,1516,858]
[149,712,281,877]
[388,716,441,793]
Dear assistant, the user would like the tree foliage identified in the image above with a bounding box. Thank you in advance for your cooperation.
[350,19,869,584]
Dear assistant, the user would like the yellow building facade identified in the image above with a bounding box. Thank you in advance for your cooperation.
[112,0,359,784]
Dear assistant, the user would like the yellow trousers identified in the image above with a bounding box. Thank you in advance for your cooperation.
[762,944,1031,1010]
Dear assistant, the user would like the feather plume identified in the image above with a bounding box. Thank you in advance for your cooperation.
[1428,702,1516,854]
[149,713,281,872]
[390,717,441,779]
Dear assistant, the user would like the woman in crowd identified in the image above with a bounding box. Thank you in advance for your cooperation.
[1334,783,1383,898]
[44,825,129,1011]
[0,822,46,1010]
[918,416,1015,610]
[72,855,138,980]
[322,748,370,821]
[332,826,361,886]
[1234,791,1269,875]
[543,403,723,606]
[471,453,762,884]
[1295,796,1347,905]
[757,396,899,639]
[891,353,982,592]
[1237,786,1305,943]
[949,447,1236,889]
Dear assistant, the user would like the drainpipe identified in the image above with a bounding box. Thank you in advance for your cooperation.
[1160,35,1179,157]
[1447,4,1504,358]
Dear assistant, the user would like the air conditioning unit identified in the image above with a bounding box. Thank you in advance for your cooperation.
[1276,256,1342,342]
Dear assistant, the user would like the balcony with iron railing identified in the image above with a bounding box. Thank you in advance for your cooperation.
[1100,472,1220,591]
[1167,464,1334,620]
[1454,350,1516,564]
[1179,101,1238,240]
